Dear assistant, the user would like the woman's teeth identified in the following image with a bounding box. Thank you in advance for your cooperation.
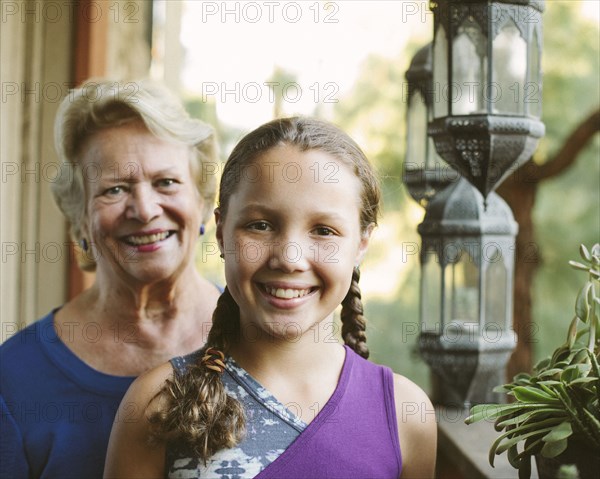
[126,231,170,245]
[265,286,311,299]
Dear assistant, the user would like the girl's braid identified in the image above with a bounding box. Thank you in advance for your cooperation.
[148,287,245,461]
[340,267,369,359]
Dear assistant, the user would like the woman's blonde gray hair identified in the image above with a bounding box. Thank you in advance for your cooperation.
[51,79,218,270]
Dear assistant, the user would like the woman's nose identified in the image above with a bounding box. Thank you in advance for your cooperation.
[125,186,162,223]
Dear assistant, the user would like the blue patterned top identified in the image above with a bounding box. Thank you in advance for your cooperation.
[167,352,307,479]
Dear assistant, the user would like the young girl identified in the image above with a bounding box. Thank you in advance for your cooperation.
[104,117,437,479]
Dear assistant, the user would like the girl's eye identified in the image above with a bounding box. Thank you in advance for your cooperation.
[313,226,336,236]
[248,221,271,231]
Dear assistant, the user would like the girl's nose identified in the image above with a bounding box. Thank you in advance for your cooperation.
[266,238,310,273]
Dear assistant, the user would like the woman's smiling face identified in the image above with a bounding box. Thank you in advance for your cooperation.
[216,144,371,344]
[81,122,203,286]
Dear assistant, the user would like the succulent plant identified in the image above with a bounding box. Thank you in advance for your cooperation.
[465,243,600,479]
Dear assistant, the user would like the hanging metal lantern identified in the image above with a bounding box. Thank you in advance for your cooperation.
[418,177,518,406]
[403,43,458,207]
[428,0,545,199]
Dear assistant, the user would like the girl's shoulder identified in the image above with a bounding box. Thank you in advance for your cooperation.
[391,373,437,479]
[391,373,432,406]
[124,362,175,411]
[104,362,174,478]
[391,372,436,431]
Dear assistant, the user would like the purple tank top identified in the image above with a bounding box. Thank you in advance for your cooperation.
[255,345,402,479]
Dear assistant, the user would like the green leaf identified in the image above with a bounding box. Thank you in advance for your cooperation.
[561,365,583,383]
[507,444,521,469]
[493,384,513,393]
[488,417,562,465]
[468,403,566,425]
[540,437,569,458]
[575,282,592,322]
[538,368,564,377]
[570,349,591,366]
[495,425,557,454]
[534,358,551,371]
[566,316,579,348]
[570,260,590,271]
[465,404,503,423]
[538,380,562,386]
[541,421,572,442]
[580,244,592,262]
[496,411,536,428]
[496,409,568,430]
[569,376,597,385]
[517,455,532,479]
[519,437,544,461]
[512,386,559,403]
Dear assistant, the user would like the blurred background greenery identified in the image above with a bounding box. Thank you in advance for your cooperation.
[189,1,599,393]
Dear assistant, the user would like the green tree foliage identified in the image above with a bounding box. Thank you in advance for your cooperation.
[333,50,413,193]
[532,1,600,361]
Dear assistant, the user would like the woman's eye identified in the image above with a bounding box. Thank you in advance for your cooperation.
[103,186,126,196]
[156,178,177,188]
[248,221,271,231]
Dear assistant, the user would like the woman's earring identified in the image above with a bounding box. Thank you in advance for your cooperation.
[79,238,89,252]
[199,224,205,236]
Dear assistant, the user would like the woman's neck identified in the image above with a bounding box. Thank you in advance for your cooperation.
[91,265,204,323]
[54,267,219,375]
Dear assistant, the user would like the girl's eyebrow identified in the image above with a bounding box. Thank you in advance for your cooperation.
[237,203,349,222]
[237,203,274,215]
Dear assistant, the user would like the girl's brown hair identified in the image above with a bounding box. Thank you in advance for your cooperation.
[148,117,381,460]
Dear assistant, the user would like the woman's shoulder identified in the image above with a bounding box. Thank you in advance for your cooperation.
[0,312,56,365]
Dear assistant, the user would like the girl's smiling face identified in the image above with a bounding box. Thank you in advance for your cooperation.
[216,144,372,344]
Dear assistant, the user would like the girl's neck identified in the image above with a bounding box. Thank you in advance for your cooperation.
[229,336,347,425]
[229,323,346,383]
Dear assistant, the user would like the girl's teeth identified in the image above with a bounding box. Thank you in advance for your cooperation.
[266,287,310,299]
[127,232,169,245]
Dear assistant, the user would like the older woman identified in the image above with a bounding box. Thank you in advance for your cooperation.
[0,80,221,478]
